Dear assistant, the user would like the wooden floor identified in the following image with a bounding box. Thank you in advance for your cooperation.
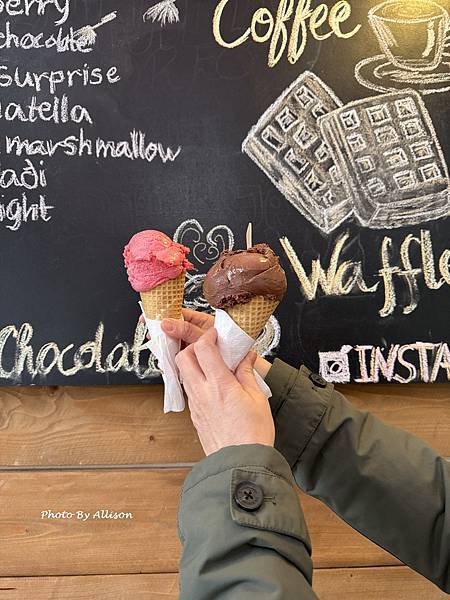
[0,382,448,598]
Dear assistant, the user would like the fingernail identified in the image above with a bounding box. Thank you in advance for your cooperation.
[163,319,175,333]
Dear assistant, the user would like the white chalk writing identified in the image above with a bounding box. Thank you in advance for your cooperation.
[0,193,53,230]
[320,341,450,383]
[0,64,120,95]
[0,21,92,53]
[0,321,159,382]
[0,95,92,124]
[6,130,181,163]
[281,228,450,317]
[0,4,182,231]
[74,12,117,48]
[144,1,180,26]
[0,0,70,25]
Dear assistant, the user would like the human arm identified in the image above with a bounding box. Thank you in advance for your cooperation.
[175,329,318,600]
[265,359,450,592]
[159,309,450,590]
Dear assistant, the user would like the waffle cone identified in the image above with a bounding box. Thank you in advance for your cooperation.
[227,296,279,340]
[140,273,185,321]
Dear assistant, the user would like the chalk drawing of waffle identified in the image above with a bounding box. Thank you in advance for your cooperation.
[242,72,354,235]
[319,90,450,229]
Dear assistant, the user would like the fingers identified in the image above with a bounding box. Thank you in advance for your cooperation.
[176,345,206,386]
[192,328,235,386]
[162,309,214,344]
[235,351,261,395]
[182,308,214,329]
[162,318,203,345]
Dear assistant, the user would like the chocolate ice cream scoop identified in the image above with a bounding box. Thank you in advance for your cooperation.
[203,243,287,309]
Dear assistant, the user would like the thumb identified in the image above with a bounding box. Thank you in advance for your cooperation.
[162,318,203,345]
[235,351,260,394]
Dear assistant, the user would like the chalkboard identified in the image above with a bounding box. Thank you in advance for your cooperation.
[0,0,449,386]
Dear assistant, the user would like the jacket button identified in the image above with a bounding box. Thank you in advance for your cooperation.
[309,372,327,388]
[234,481,264,512]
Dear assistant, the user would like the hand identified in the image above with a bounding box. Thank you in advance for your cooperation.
[176,328,275,456]
[161,309,272,380]
[162,308,214,348]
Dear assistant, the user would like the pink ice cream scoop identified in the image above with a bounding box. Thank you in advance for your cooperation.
[123,230,193,292]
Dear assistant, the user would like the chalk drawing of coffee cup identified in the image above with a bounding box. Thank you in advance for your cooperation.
[369,0,449,72]
[355,0,450,95]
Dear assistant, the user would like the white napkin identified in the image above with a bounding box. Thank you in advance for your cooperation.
[140,302,185,414]
[214,309,272,398]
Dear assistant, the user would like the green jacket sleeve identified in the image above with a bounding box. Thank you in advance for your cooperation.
[266,359,450,592]
[178,444,318,600]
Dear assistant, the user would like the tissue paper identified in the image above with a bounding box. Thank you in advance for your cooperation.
[214,309,272,398]
[140,302,185,414]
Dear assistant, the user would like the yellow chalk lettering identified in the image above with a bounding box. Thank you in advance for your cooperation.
[269,0,294,67]
[329,0,361,38]
[213,0,251,49]
[309,4,332,40]
[439,249,450,284]
[105,343,130,373]
[57,344,79,377]
[35,342,59,376]
[335,261,360,294]
[288,0,311,64]
[378,237,401,318]
[251,8,274,43]
[213,0,361,67]
[420,229,445,289]
[0,325,17,379]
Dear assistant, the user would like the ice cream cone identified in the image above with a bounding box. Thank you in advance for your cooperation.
[140,272,185,321]
[227,295,279,340]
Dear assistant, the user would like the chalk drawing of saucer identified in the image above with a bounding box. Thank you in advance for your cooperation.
[355,54,450,95]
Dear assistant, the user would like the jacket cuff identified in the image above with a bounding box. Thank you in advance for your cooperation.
[182,443,294,493]
[266,360,333,469]
[179,444,310,552]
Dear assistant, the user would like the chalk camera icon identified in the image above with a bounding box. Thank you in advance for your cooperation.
[319,345,353,383]
[369,0,449,73]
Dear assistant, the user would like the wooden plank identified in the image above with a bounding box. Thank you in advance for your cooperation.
[0,382,449,466]
[314,565,448,599]
[0,468,398,577]
[0,385,202,466]
[0,468,183,577]
[0,574,178,599]
[0,567,446,599]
